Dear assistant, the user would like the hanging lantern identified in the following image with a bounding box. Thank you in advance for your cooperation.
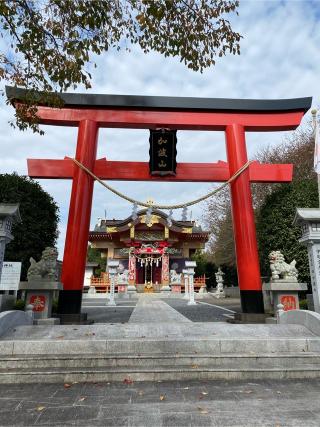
[149,129,177,176]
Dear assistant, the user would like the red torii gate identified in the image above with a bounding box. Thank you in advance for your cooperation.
[6,87,312,318]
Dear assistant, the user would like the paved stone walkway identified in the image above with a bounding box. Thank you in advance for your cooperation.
[0,378,319,426]
[129,295,191,323]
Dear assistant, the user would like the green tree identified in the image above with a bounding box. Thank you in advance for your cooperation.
[0,173,59,280]
[204,123,315,268]
[87,245,106,277]
[256,179,318,286]
[0,0,241,132]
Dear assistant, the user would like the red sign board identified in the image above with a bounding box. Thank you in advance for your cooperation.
[29,295,46,312]
[280,295,297,311]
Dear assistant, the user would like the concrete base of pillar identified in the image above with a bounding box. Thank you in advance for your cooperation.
[127,285,137,293]
[35,318,60,325]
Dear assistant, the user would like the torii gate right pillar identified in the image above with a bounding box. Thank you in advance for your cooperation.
[226,124,264,313]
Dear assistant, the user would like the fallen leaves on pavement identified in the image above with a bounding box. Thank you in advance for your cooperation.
[197,407,209,414]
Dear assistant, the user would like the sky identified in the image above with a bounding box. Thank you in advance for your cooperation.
[0,0,320,258]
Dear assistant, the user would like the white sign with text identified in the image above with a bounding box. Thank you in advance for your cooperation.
[0,262,21,291]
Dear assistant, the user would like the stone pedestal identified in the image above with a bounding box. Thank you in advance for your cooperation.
[88,285,96,295]
[160,284,171,294]
[117,284,127,294]
[116,283,128,300]
[262,280,307,315]
[213,288,225,298]
[19,280,63,321]
[152,282,161,293]
[136,284,145,293]
[127,284,137,293]
[171,284,181,293]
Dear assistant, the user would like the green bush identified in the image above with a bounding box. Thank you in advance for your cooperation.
[299,299,308,310]
[52,298,59,314]
[13,299,25,310]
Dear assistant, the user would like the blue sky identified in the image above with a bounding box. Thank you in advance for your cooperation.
[0,0,320,257]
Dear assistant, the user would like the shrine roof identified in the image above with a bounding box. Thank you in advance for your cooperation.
[94,209,206,233]
[6,86,312,113]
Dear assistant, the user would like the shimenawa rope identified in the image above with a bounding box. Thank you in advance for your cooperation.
[70,157,253,210]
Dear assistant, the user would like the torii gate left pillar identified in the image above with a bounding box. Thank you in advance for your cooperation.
[60,120,99,315]
[6,86,311,319]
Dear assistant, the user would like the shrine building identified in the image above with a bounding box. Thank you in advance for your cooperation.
[88,209,209,292]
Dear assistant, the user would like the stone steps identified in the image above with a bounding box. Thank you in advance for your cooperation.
[1,352,320,370]
[1,351,320,383]
[2,337,320,355]
[1,363,320,383]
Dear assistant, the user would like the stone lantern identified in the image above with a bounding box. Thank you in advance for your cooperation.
[293,208,320,313]
[185,260,197,305]
[0,204,21,280]
[108,260,119,306]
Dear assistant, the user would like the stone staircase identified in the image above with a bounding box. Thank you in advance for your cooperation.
[1,297,320,383]
[1,332,320,383]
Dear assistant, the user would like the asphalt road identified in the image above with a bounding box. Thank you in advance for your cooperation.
[81,296,240,323]
[82,299,136,324]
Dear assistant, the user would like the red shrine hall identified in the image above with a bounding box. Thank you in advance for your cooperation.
[6,86,312,319]
[88,209,209,293]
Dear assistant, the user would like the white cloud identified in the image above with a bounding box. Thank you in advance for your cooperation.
[0,0,319,257]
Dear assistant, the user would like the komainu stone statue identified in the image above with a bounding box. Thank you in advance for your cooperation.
[170,269,181,284]
[27,247,59,281]
[269,250,298,282]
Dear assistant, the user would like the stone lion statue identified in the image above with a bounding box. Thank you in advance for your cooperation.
[117,269,129,284]
[170,269,181,284]
[27,247,59,281]
[269,250,298,282]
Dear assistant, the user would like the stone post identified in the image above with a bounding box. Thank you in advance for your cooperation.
[276,303,284,323]
[185,261,196,306]
[108,260,119,306]
[183,269,189,299]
